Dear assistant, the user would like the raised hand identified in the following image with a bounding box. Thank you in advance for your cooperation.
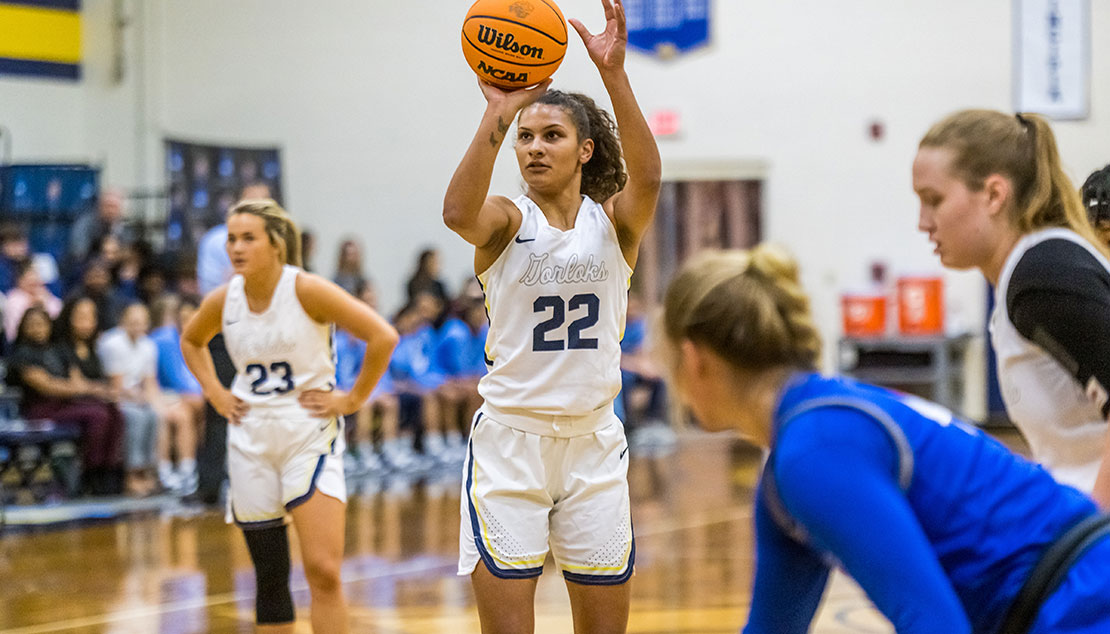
[478,77,553,114]
[569,0,627,73]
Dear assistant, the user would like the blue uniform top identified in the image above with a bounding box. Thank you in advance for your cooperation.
[149,325,202,395]
[389,324,444,391]
[334,328,392,396]
[746,373,1102,634]
[433,318,489,379]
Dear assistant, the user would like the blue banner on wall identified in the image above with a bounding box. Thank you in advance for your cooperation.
[625,0,710,58]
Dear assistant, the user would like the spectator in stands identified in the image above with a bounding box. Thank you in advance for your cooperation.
[620,292,672,450]
[389,296,447,465]
[191,181,272,506]
[67,258,127,331]
[6,305,124,495]
[333,238,368,296]
[69,187,130,267]
[301,229,317,273]
[4,260,62,343]
[98,303,163,497]
[335,280,400,473]
[0,223,29,293]
[149,294,203,494]
[405,248,450,320]
[433,296,487,454]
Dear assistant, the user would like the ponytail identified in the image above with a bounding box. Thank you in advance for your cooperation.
[663,244,821,373]
[919,109,1109,258]
[229,198,303,267]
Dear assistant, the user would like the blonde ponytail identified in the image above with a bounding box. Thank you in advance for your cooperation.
[229,198,303,267]
[663,244,821,372]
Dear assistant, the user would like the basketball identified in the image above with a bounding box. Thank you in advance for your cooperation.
[461,0,567,89]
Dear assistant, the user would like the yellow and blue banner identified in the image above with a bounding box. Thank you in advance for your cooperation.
[0,0,81,80]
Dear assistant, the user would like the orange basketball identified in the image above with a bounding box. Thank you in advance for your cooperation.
[461,0,567,89]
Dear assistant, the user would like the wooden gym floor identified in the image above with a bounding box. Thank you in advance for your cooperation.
[0,427,1025,633]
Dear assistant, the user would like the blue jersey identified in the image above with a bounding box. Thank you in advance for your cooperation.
[747,373,1110,634]
[434,318,489,379]
[149,325,201,395]
[335,328,392,396]
[389,324,444,391]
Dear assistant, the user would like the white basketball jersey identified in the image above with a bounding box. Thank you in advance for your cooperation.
[478,195,632,420]
[223,265,336,417]
[991,228,1110,492]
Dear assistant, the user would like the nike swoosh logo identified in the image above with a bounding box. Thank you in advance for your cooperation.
[619,446,629,460]
[224,320,239,326]
[514,236,536,243]
[319,419,332,432]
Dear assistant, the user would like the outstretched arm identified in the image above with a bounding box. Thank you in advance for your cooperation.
[570,0,662,267]
[772,412,972,634]
[442,79,552,252]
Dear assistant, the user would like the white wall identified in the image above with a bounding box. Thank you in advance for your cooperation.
[2,0,1109,414]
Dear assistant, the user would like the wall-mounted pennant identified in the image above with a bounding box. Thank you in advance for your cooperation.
[625,0,710,59]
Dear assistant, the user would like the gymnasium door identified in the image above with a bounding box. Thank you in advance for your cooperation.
[635,179,763,305]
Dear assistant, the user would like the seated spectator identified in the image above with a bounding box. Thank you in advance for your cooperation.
[332,238,367,296]
[5,306,124,495]
[405,248,450,323]
[68,187,131,268]
[149,294,203,494]
[68,258,127,330]
[4,260,63,343]
[433,296,487,452]
[620,293,671,449]
[97,303,163,496]
[335,281,400,473]
[0,223,29,293]
[388,299,446,467]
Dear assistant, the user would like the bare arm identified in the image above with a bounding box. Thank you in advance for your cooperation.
[571,0,662,267]
[442,80,552,263]
[297,273,399,416]
[20,366,93,400]
[181,287,247,423]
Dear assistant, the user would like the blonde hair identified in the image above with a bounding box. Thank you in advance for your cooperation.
[920,109,1110,258]
[662,244,821,372]
[229,198,303,267]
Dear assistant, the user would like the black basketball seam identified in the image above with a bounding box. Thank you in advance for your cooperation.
[464,14,568,46]
[463,35,565,68]
[534,0,568,40]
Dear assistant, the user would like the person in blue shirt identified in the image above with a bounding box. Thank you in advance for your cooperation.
[660,244,1110,634]
[388,295,448,466]
[335,280,400,472]
[433,296,488,454]
[149,294,205,493]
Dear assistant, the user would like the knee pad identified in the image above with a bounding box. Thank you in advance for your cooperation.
[243,524,295,624]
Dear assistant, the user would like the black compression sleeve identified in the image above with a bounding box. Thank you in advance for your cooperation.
[1007,240,1110,418]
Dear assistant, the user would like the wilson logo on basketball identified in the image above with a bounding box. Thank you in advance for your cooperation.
[476,25,545,59]
[477,60,529,84]
[508,1,534,18]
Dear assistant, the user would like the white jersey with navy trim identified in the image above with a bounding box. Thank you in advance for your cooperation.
[477,194,632,420]
[223,265,336,417]
[991,228,1110,492]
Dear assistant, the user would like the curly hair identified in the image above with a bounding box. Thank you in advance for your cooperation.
[529,90,628,203]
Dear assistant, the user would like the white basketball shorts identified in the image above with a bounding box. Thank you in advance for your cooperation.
[227,412,347,530]
[458,407,634,585]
